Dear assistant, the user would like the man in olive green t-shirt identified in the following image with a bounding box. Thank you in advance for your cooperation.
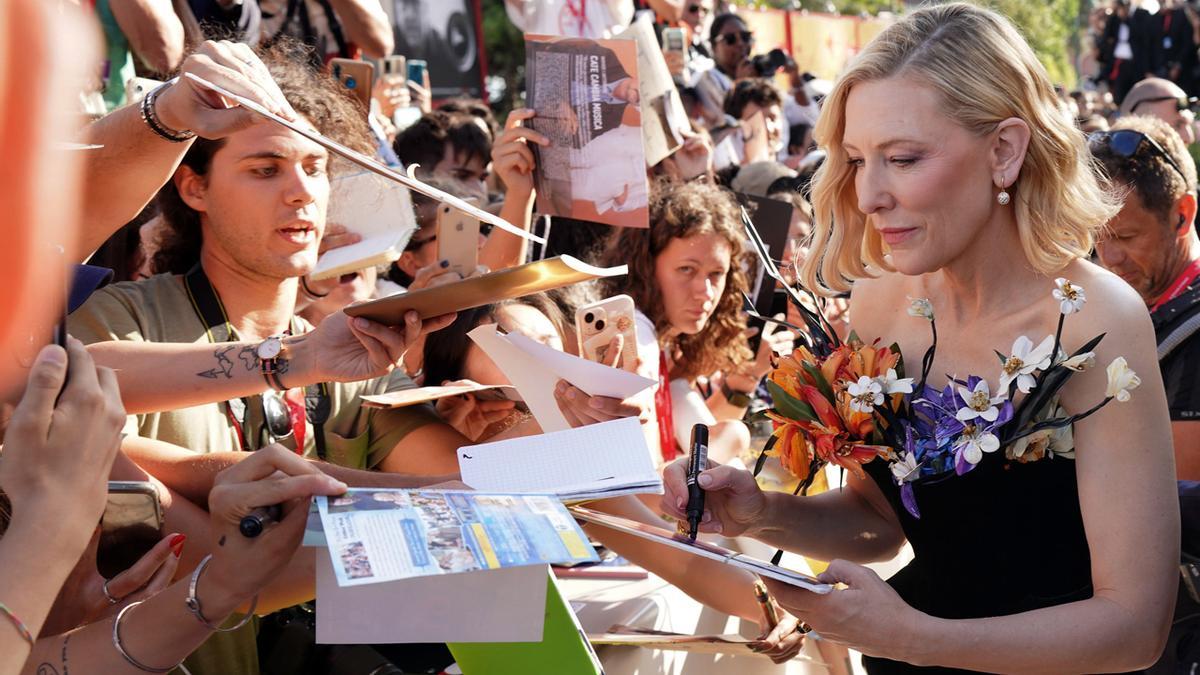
[69,48,473,675]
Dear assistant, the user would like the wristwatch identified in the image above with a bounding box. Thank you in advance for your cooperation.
[721,378,754,408]
[258,334,289,391]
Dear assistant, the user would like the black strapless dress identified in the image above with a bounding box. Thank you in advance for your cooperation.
[860,444,1094,674]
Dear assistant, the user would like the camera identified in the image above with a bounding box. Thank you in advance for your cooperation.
[750,48,795,77]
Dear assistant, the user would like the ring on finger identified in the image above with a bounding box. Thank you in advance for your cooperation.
[102,578,121,605]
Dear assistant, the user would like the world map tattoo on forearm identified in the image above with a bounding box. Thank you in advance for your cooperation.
[196,345,259,379]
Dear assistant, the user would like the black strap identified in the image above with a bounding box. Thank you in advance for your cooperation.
[314,0,350,59]
[183,263,331,454]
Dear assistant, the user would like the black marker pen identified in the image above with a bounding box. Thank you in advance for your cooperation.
[685,424,709,542]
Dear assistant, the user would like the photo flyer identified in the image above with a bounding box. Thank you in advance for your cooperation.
[525,34,650,228]
[317,489,598,587]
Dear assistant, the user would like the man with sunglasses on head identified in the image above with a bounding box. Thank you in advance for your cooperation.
[1090,115,1200,479]
[1121,76,1197,144]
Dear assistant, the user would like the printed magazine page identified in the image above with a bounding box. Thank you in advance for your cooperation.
[317,489,598,587]
[525,34,650,228]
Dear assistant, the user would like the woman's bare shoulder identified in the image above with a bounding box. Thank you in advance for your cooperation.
[1058,260,1152,339]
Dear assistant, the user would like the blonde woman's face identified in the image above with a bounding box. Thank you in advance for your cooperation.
[842,77,996,276]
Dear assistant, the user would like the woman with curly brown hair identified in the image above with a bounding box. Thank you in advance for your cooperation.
[598,181,786,463]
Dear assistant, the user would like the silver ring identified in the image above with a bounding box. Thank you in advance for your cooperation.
[102,578,120,605]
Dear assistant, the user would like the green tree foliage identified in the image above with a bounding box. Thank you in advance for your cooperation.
[481,0,526,115]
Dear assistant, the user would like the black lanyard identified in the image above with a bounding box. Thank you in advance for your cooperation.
[182,264,331,458]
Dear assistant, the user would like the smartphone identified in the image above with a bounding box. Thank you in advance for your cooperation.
[97,481,164,578]
[329,58,375,115]
[124,76,162,104]
[575,295,638,372]
[436,204,480,276]
[382,55,407,79]
[407,59,428,87]
[663,27,687,55]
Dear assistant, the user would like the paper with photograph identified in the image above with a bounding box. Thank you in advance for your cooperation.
[317,489,598,587]
[362,382,518,409]
[614,15,691,166]
[310,170,417,280]
[344,254,627,323]
[458,417,662,501]
[525,34,650,228]
[568,506,834,593]
[467,323,656,432]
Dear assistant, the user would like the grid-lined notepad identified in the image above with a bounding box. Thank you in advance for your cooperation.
[457,418,662,502]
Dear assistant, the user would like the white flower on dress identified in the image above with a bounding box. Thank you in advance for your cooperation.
[1009,424,1075,463]
[1105,357,1142,402]
[907,297,935,320]
[847,376,884,413]
[1059,351,1096,372]
[954,426,1001,465]
[879,368,915,395]
[1052,278,1086,315]
[999,335,1055,394]
[955,379,1005,423]
[891,452,921,484]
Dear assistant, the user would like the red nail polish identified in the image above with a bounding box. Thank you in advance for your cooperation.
[169,534,186,557]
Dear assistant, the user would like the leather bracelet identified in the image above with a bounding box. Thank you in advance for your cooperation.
[112,601,181,673]
[300,276,331,299]
[721,377,755,408]
[185,555,258,632]
[140,82,196,143]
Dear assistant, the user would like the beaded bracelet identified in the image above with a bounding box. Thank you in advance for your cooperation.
[140,82,196,143]
[185,554,257,632]
[0,600,33,646]
[112,601,180,673]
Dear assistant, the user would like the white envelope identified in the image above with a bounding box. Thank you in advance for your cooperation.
[315,556,549,643]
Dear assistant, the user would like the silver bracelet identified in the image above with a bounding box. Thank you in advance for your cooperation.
[185,554,258,632]
[112,601,182,673]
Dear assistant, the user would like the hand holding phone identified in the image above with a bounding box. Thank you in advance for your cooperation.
[97,481,164,577]
[436,205,481,277]
[575,295,639,372]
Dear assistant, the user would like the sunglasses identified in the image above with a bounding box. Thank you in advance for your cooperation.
[1129,95,1197,114]
[405,233,437,252]
[716,31,753,47]
[261,390,295,443]
[1089,129,1192,189]
[687,3,708,13]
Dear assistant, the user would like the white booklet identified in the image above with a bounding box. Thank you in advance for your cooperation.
[458,417,662,502]
[310,170,417,280]
[467,323,656,432]
[568,506,834,593]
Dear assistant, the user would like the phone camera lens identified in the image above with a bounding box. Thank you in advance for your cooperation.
[595,319,606,331]
[584,312,595,323]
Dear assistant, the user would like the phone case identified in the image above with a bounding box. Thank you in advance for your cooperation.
[329,58,374,115]
[663,28,686,53]
[437,205,480,276]
[98,482,164,578]
[383,55,407,79]
[575,295,638,373]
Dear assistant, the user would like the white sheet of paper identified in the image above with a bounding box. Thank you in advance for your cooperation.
[311,171,416,279]
[315,555,548,643]
[467,324,656,432]
[458,418,661,499]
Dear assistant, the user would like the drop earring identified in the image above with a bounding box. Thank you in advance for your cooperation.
[996,175,1011,205]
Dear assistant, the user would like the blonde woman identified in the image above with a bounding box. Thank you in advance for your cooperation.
[662,3,1178,671]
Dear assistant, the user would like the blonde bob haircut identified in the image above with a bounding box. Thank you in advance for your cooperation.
[802,2,1119,295]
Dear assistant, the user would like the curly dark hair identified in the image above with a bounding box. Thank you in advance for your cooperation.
[598,181,753,381]
[391,110,493,176]
[723,78,782,120]
[152,39,375,275]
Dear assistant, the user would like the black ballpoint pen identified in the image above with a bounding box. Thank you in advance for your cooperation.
[685,424,709,542]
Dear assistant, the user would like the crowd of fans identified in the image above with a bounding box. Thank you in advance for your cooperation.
[5,0,1200,672]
